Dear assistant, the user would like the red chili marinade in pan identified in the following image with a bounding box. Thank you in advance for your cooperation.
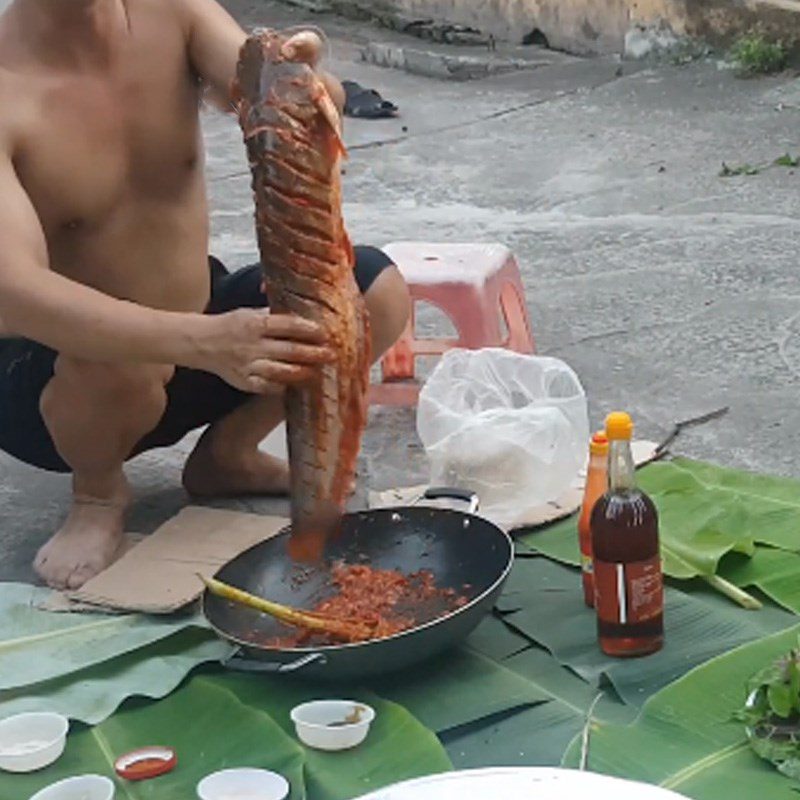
[244,563,471,647]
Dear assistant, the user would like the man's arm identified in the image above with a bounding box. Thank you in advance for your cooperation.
[0,155,208,364]
[178,0,345,114]
[0,155,332,391]
[176,0,246,108]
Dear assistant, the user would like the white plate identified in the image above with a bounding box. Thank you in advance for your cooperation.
[353,768,688,799]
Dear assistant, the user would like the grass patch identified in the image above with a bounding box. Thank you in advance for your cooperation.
[775,153,800,168]
[720,162,761,177]
[719,153,799,178]
[730,34,788,75]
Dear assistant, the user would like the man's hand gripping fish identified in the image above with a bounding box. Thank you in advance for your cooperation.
[233,29,371,560]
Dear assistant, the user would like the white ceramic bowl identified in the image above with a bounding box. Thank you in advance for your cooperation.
[29,774,115,800]
[197,768,289,800]
[290,700,375,752]
[0,712,69,773]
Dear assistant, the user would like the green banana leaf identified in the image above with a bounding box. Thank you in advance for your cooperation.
[369,610,632,766]
[2,672,452,800]
[0,605,535,734]
[668,459,800,511]
[236,619,632,773]
[0,628,232,723]
[498,558,796,705]
[520,458,800,582]
[644,458,800,554]
[215,673,452,800]
[0,583,206,689]
[720,549,800,615]
[439,644,636,768]
[369,646,551,732]
[466,613,538,661]
[561,624,800,799]
[501,645,635,727]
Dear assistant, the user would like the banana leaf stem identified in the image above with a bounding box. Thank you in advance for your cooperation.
[579,692,604,771]
[702,574,762,610]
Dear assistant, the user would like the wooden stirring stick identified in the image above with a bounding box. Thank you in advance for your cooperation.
[198,574,370,640]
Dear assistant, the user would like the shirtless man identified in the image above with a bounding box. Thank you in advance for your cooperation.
[0,0,410,590]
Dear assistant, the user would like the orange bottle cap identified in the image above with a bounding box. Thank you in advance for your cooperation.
[589,431,609,455]
[605,412,634,441]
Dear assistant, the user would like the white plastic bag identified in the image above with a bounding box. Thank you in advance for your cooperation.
[417,349,589,529]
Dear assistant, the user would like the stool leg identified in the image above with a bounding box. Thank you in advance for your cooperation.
[368,381,420,406]
[457,286,505,348]
[380,304,416,382]
[499,281,536,354]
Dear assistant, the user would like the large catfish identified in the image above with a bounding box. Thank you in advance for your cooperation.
[234,29,370,560]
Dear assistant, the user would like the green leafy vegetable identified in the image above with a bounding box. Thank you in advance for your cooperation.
[734,642,800,783]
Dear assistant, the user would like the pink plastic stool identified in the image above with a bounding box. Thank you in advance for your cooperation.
[369,242,536,406]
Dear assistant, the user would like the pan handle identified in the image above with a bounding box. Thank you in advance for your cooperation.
[423,487,480,514]
[221,648,328,674]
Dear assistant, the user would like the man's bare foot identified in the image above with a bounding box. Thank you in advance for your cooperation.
[34,476,131,590]
[182,429,291,498]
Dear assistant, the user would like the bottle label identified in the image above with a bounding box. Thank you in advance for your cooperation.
[594,556,663,625]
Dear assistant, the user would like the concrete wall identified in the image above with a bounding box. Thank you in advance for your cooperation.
[380,0,634,53]
[328,0,800,54]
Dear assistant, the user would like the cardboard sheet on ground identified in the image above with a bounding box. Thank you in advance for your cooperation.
[60,506,288,613]
[368,439,659,529]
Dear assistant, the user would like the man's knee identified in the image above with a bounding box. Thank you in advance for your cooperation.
[41,358,174,425]
[364,264,411,359]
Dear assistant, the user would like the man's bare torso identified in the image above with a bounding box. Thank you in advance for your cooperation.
[0,0,212,314]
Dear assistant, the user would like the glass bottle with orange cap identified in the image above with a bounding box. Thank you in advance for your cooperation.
[578,431,609,608]
[591,412,664,657]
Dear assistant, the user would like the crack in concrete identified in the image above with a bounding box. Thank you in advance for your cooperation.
[776,310,800,379]
[540,297,771,354]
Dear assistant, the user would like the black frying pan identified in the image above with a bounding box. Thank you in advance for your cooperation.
[203,489,514,681]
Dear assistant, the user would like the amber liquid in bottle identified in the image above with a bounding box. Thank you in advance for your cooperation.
[591,437,663,657]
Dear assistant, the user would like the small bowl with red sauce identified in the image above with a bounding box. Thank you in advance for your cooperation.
[290,701,375,751]
[115,746,177,782]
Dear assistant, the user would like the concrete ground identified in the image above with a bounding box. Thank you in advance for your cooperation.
[3,0,800,582]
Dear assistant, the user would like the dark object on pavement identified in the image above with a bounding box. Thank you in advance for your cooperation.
[655,406,730,457]
[343,81,399,119]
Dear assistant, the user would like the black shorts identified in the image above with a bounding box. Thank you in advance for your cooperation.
[0,246,393,473]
